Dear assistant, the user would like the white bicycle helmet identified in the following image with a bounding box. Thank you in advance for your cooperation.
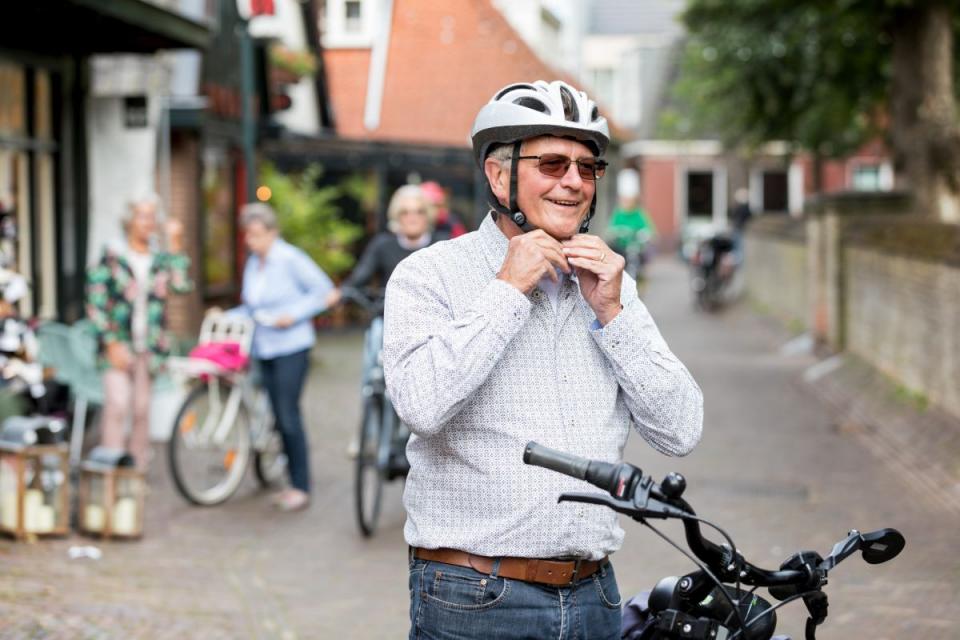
[470,80,610,232]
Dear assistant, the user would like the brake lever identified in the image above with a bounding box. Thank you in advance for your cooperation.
[559,492,638,517]
[558,491,690,520]
[818,529,861,572]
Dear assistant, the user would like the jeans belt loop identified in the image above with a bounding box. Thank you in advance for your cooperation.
[489,557,501,579]
[569,558,583,586]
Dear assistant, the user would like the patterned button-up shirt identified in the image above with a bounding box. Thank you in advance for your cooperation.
[383,214,703,560]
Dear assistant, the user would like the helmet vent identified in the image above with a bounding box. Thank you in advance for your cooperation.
[559,85,579,122]
[513,97,549,113]
[591,105,599,121]
[494,83,536,100]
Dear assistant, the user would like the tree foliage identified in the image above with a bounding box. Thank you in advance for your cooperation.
[259,162,365,278]
[662,0,893,158]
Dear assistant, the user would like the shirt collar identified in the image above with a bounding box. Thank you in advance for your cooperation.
[256,237,285,266]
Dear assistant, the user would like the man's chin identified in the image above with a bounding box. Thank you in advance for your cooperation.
[542,218,586,240]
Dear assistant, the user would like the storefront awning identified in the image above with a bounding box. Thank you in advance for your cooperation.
[3,0,210,56]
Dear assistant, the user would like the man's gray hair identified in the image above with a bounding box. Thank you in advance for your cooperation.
[240,202,279,230]
[486,143,515,164]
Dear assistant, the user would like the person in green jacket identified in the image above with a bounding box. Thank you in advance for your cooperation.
[85,193,192,471]
[606,169,656,280]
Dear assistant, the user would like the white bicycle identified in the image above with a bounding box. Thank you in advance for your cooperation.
[166,314,286,506]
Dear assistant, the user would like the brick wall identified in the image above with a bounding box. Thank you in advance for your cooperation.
[165,131,203,345]
[746,193,960,420]
[744,217,808,328]
[844,232,960,419]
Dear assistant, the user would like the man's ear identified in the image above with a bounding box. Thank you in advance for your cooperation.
[483,157,509,207]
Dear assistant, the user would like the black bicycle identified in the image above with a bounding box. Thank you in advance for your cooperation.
[341,287,410,537]
[523,442,905,640]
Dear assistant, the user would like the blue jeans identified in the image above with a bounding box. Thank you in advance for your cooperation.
[258,348,311,493]
[408,556,622,640]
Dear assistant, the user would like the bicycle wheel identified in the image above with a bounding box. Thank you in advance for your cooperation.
[168,383,251,506]
[254,428,287,488]
[250,389,287,488]
[355,394,385,537]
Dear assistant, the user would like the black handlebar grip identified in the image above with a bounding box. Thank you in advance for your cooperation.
[523,442,590,481]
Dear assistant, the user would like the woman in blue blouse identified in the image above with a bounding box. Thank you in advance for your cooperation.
[231,202,335,511]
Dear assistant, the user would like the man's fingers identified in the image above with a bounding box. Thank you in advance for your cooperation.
[562,246,609,263]
[530,237,571,273]
[567,256,618,277]
[542,260,560,283]
[562,234,611,254]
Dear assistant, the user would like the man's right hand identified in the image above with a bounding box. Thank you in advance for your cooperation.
[496,230,571,295]
[105,341,132,371]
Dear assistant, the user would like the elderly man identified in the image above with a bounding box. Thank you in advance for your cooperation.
[384,81,703,639]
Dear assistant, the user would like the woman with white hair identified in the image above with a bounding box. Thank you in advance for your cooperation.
[334,183,439,298]
[86,192,192,472]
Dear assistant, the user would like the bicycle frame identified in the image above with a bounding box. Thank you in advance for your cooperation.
[189,374,269,449]
[361,317,400,472]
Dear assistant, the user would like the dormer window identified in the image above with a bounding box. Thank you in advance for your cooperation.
[324,0,373,48]
[345,1,362,33]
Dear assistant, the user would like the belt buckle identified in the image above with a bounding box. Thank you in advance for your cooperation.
[568,558,583,586]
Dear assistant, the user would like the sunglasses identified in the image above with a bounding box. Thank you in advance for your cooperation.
[517,154,608,181]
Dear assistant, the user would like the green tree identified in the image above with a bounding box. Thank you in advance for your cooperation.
[259,162,364,278]
[669,0,959,220]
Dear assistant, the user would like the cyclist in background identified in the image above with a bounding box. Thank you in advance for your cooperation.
[333,184,440,457]
[333,183,440,301]
[606,168,657,282]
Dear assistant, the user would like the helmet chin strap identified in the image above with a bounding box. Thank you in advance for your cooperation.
[508,142,537,232]
[488,141,538,232]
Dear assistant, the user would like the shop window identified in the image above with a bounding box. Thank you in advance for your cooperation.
[34,71,52,141]
[0,63,26,137]
[0,59,61,319]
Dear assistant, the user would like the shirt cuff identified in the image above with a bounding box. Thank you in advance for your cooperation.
[590,299,652,353]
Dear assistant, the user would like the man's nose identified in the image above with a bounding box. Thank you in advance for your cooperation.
[558,161,584,189]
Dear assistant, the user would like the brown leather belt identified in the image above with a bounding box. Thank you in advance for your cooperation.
[412,547,608,587]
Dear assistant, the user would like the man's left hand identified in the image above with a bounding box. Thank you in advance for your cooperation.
[562,234,624,326]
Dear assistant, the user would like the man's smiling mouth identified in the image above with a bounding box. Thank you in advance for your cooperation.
[547,198,580,208]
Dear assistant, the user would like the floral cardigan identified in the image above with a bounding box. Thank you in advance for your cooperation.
[85,246,193,372]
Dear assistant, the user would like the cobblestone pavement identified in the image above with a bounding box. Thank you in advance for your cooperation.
[1,258,957,639]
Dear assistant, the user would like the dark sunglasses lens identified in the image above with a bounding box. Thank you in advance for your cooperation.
[576,161,599,180]
[538,156,570,177]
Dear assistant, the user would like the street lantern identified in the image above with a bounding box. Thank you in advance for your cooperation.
[78,447,144,540]
[0,416,70,540]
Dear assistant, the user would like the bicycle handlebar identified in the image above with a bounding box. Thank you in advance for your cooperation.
[340,286,385,316]
[522,442,904,594]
